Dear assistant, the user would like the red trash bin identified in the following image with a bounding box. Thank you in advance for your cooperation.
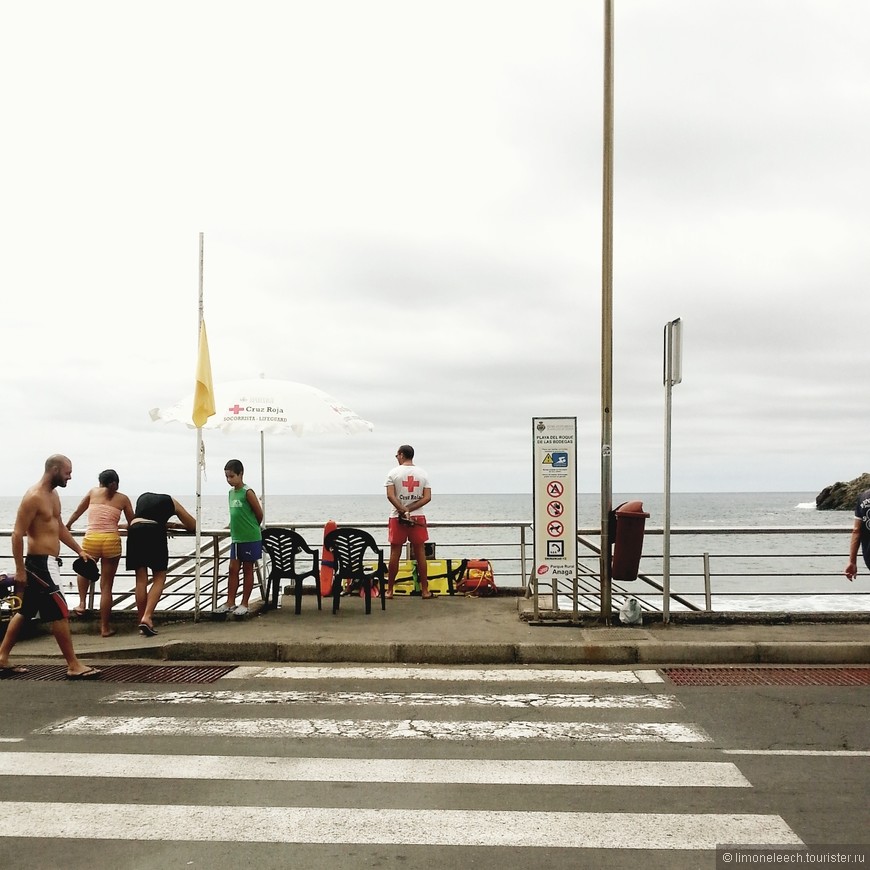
[611,500,650,582]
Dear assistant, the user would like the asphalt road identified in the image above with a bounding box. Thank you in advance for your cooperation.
[0,664,867,870]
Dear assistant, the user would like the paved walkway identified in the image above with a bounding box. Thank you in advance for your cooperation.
[10,594,870,666]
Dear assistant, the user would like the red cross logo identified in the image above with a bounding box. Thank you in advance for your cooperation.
[402,475,420,492]
[229,404,243,414]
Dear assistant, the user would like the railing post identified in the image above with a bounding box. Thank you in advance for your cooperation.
[703,552,711,611]
[211,535,221,610]
[521,525,531,600]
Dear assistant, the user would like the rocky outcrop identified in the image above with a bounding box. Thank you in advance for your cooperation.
[816,473,870,511]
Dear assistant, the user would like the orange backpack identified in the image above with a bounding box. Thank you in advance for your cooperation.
[455,559,498,596]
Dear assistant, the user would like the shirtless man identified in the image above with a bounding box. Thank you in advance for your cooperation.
[0,454,101,679]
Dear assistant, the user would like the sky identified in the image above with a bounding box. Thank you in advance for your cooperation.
[2,0,868,500]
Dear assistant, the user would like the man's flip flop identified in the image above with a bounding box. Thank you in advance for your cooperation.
[138,623,158,637]
[0,666,29,676]
[66,668,101,680]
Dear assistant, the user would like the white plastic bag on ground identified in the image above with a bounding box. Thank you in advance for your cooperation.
[619,597,643,625]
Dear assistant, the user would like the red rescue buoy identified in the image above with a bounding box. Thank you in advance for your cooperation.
[320,519,337,596]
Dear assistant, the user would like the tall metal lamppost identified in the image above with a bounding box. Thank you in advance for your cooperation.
[600,0,615,623]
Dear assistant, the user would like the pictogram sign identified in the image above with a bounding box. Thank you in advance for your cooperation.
[532,417,578,603]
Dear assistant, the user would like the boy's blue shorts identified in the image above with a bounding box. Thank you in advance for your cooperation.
[230,541,263,562]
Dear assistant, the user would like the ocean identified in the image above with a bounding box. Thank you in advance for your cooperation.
[0,490,848,531]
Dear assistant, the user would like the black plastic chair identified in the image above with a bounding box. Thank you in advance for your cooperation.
[261,528,321,615]
[323,527,386,615]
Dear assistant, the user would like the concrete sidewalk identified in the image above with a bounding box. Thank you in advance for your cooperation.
[11,594,870,666]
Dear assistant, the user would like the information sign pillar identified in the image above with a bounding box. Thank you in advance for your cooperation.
[532,418,579,621]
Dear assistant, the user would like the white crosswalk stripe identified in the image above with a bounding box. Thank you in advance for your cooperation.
[0,803,802,849]
[38,714,710,742]
[224,665,665,683]
[0,753,753,786]
[0,666,804,853]
[105,688,682,709]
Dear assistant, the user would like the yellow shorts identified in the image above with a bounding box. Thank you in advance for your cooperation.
[81,532,122,561]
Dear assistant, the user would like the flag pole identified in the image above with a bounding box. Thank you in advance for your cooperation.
[194,233,205,623]
[192,233,217,624]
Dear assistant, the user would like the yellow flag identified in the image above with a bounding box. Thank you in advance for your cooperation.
[192,319,216,428]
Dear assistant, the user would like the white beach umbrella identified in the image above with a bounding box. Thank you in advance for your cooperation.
[150,377,374,516]
[151,377,374,436]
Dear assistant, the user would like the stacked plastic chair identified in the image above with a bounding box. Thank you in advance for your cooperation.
[260,528,321,615]
[323,527,386,615]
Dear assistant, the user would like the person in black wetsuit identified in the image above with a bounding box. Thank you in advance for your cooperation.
[845,488,870,581]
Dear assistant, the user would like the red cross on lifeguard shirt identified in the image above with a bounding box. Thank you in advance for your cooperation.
[229,404,243,414]
[402,475,420,493]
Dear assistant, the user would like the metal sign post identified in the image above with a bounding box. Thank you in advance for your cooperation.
[663,317,683,623]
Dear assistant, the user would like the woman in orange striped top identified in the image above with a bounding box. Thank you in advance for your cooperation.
[66,469,134,637]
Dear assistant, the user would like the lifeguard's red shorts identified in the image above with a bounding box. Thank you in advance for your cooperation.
[388,516,429,546]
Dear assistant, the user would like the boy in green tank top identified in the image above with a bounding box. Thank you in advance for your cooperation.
[218,459,264,618]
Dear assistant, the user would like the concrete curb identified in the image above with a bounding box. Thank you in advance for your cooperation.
[67,639,870,666]
[753,642,870,665]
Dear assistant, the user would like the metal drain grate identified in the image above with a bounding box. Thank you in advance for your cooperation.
[663,667,870,687]
[0,664,236,684]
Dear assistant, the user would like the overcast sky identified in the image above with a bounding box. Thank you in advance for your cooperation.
[2,0,868,499]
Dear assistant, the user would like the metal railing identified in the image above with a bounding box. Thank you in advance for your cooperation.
[1,522,867,617]
[560,526,869,616]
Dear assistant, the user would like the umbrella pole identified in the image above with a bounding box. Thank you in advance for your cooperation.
[260,430,266,524]
[259,429,268,609]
